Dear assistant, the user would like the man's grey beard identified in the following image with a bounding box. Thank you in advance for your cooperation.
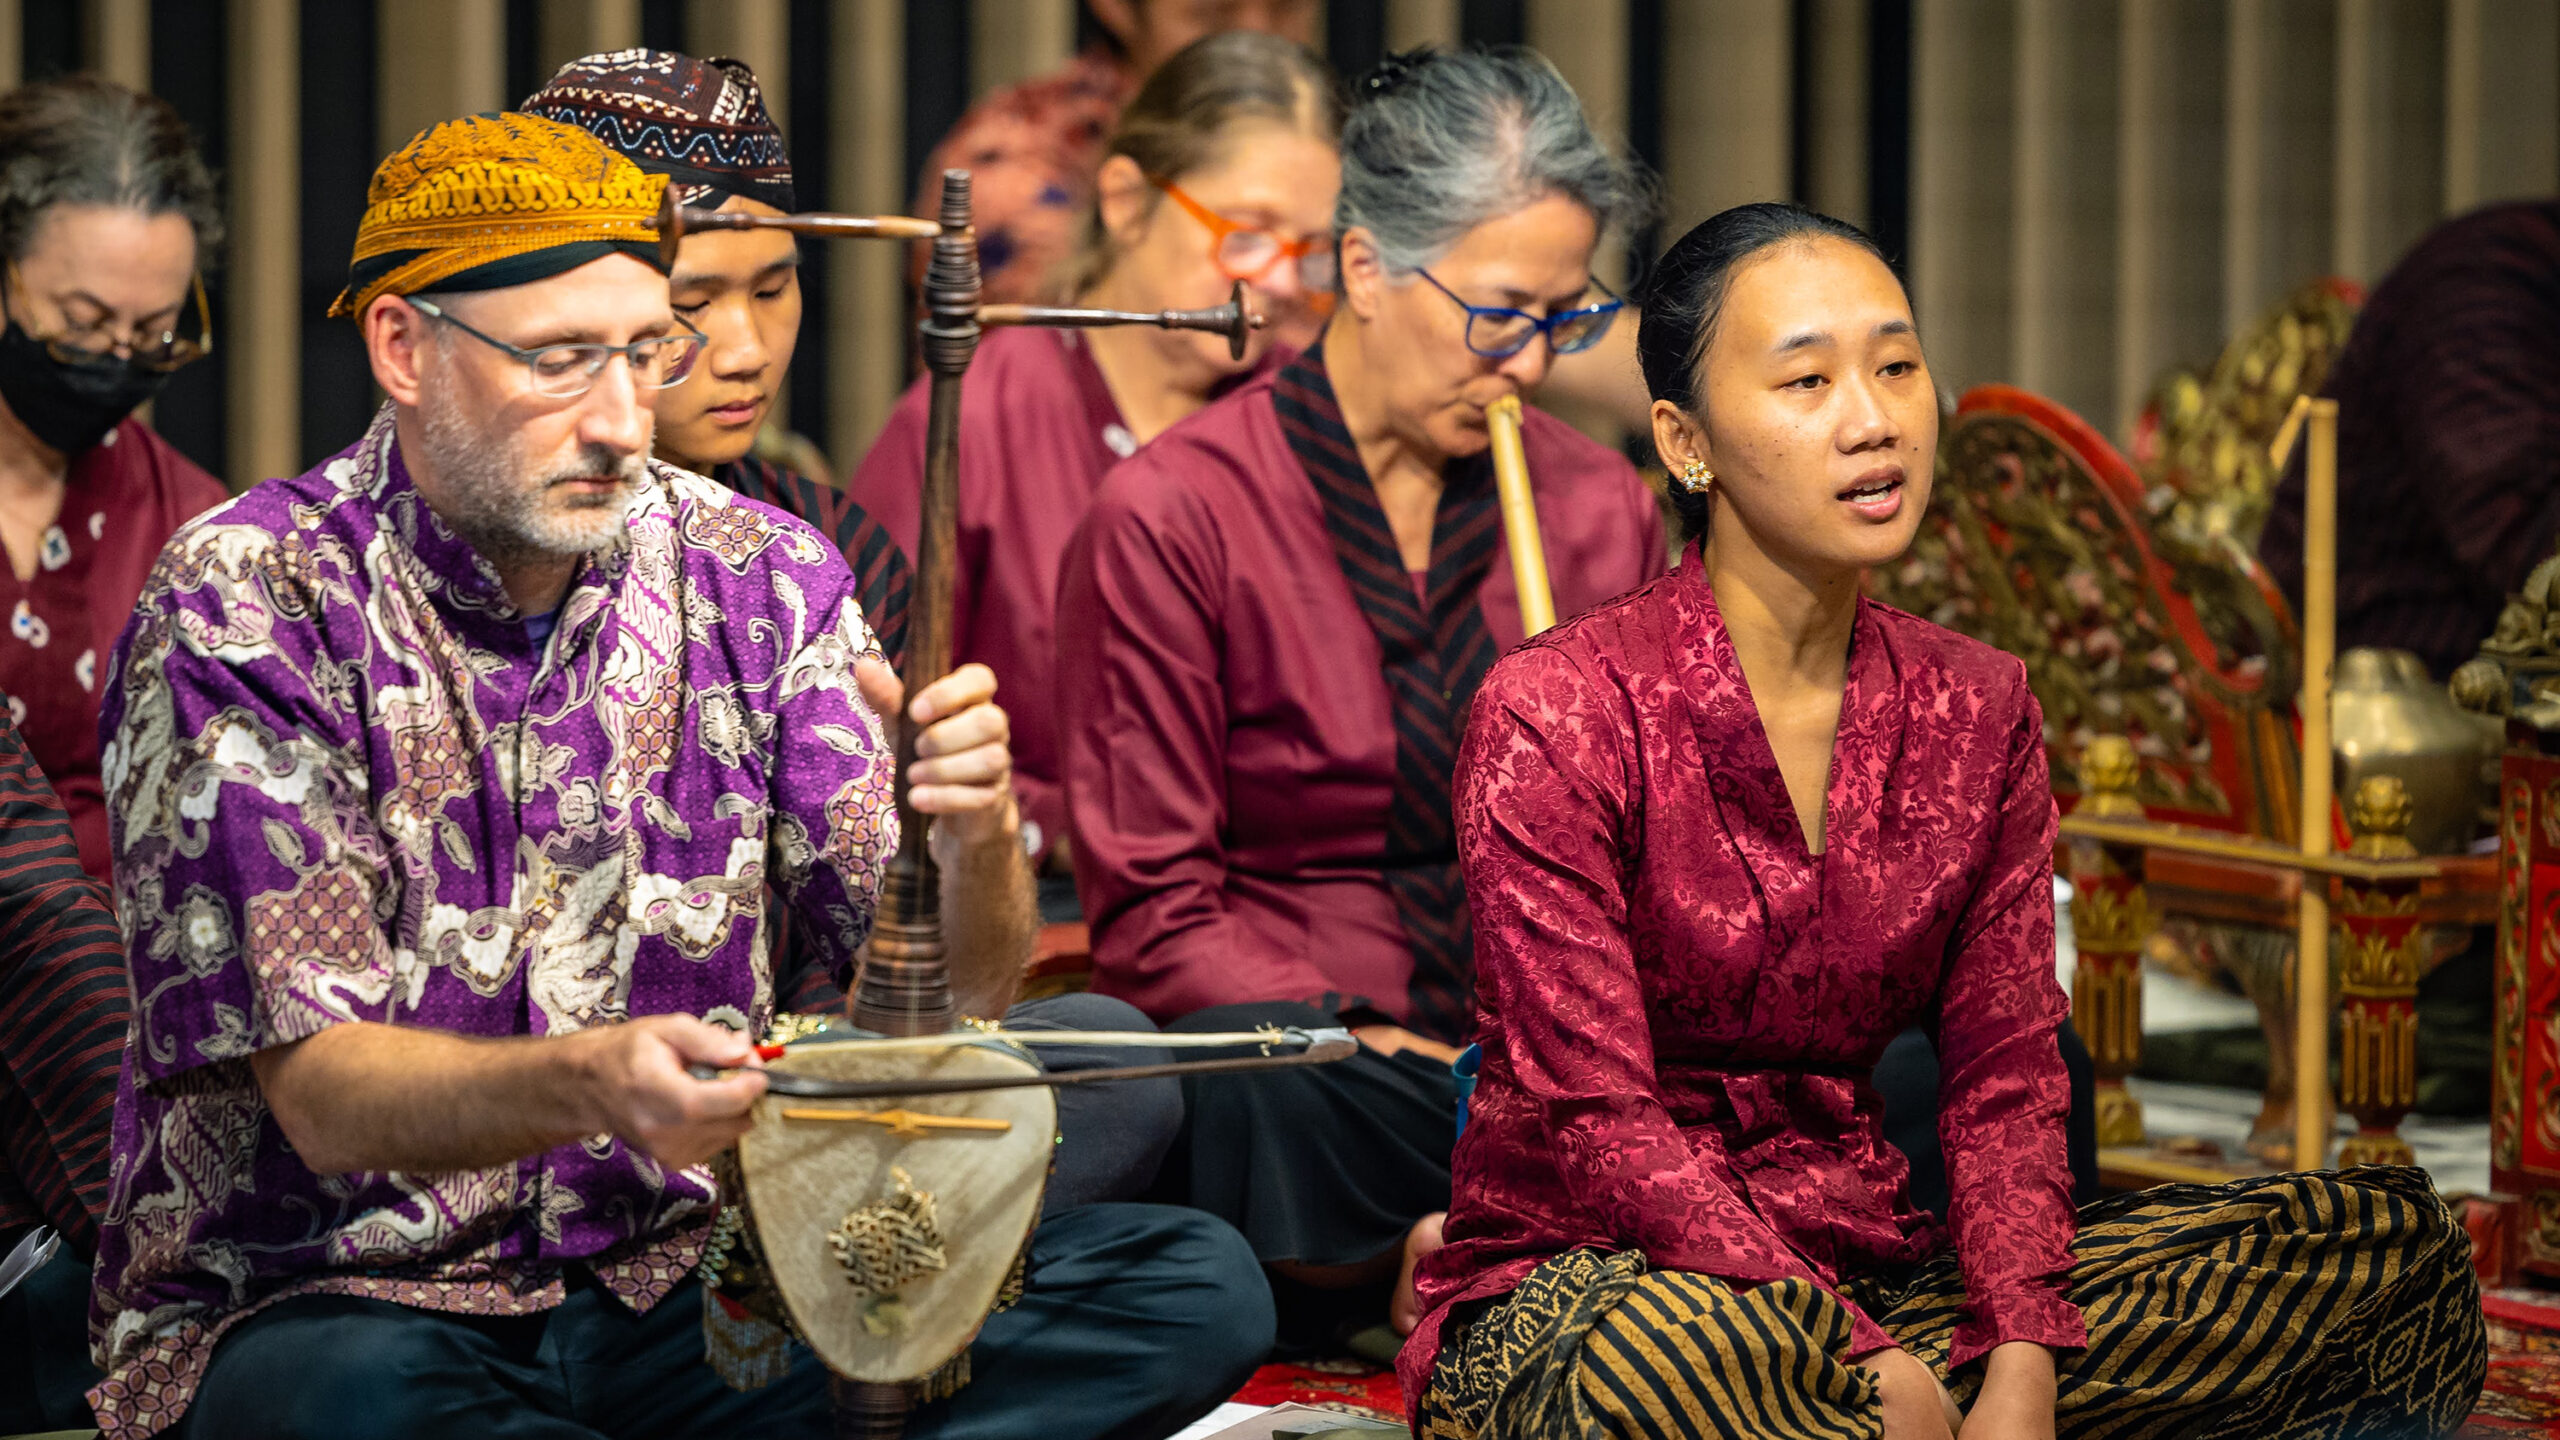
[415,378,648,572]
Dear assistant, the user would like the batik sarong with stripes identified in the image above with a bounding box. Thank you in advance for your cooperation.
[1418,1167,2485,1440]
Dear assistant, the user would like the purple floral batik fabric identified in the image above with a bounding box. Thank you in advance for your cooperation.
[85,404,897,1439]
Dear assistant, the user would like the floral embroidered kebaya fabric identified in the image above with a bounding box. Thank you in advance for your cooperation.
[1403,554,2086,1409]
[85,405,897,1439]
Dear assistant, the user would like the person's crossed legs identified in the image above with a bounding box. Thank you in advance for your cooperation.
[178,1203,1270,1440]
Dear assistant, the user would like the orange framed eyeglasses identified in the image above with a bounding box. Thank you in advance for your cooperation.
[1149,174,1337,295]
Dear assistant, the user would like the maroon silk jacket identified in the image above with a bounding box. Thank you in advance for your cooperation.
[1057,367,1664,1030]
[849,327,1276,859]
[1403,560,2085,1406]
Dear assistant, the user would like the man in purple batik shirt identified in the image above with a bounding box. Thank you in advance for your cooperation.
[82,113,1267,1440]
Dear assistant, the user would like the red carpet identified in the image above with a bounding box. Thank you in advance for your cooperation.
[1231,1359,1403,1423]
[2465,1291,2560,1438]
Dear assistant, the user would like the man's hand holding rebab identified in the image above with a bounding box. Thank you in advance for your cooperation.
[583,1013,771,1169]
[252,1013,769,1178]
[854,656,1038,1020]
[857,657,1019,848]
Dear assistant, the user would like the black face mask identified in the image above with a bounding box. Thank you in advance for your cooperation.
[0,288,175,456]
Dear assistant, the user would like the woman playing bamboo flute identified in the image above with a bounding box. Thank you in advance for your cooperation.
[1057,46,1664,1348]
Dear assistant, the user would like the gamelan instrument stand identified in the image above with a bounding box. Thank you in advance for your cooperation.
[661,176,1339,1438]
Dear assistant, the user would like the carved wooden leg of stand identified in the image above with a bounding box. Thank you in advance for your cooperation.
[2071,738,2151,1148]
[2337,777,2423,1168]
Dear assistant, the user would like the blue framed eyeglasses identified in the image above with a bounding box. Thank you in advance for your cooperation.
[1414,268,1625,358]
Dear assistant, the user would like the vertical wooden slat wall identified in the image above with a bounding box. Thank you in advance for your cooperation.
[1910,0,2016,396]
[832,0,907,467]
[22,0,2540,485]
[2008,0,2116,427]
[2332,0,2446,287]
[973,0,1077,96]
[2112,0,2223,432]
[378,0,504,157]
[1528,0,1630,282]
[1803,0,1872,230]
[690,0,790,116]
[2221,0,2335,332]
[534,0,643,81]
[1659,0,1791,239]
[2443,0,2559,214]
[88,0,146,89]
[229,0,297,491]
[1387,0,1460,50]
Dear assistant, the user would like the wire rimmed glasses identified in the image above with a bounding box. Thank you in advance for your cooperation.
[1414,267,1624,358]
[5,266,215,373]
[408,296,709,399]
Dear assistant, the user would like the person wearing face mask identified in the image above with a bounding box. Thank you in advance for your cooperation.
[0,76,226,888]
[852,31,1340,887]
[1404,204,2487,1440]
[1055,47,1663,1352]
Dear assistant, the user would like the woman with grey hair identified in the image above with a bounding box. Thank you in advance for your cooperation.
[1056,46,1664,1351]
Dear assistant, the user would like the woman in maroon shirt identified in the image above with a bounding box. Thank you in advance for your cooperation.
[1407,204,2484,1439]
[1060,47,1663,1350]
[852,31,1341,880]
[0,78,227,888]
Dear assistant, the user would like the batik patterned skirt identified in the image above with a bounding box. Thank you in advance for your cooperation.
[1417,1167,2484,1440]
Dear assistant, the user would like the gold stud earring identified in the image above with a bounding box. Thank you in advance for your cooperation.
[1678,459,1715,495]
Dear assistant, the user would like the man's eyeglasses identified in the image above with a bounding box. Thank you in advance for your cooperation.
[1415,268,1624,359]
[1149,174,1337,293]
[7,267,215,373]
[408,297,708,399]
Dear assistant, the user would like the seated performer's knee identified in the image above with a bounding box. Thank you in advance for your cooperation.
[1009,991,1183,1210]
[1116,1205,1278,1396]
[1010,990,1154,1035]
[183,1295,528,1440]
[1166,1000,1335,1035]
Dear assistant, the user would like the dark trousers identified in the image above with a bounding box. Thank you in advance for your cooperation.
[176,1202,1273,1440]
[1009,992,1182,1215]
[0,1237,100,1432]
[1152,1000,1458,1354]
[1875,1017,2102,1218]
